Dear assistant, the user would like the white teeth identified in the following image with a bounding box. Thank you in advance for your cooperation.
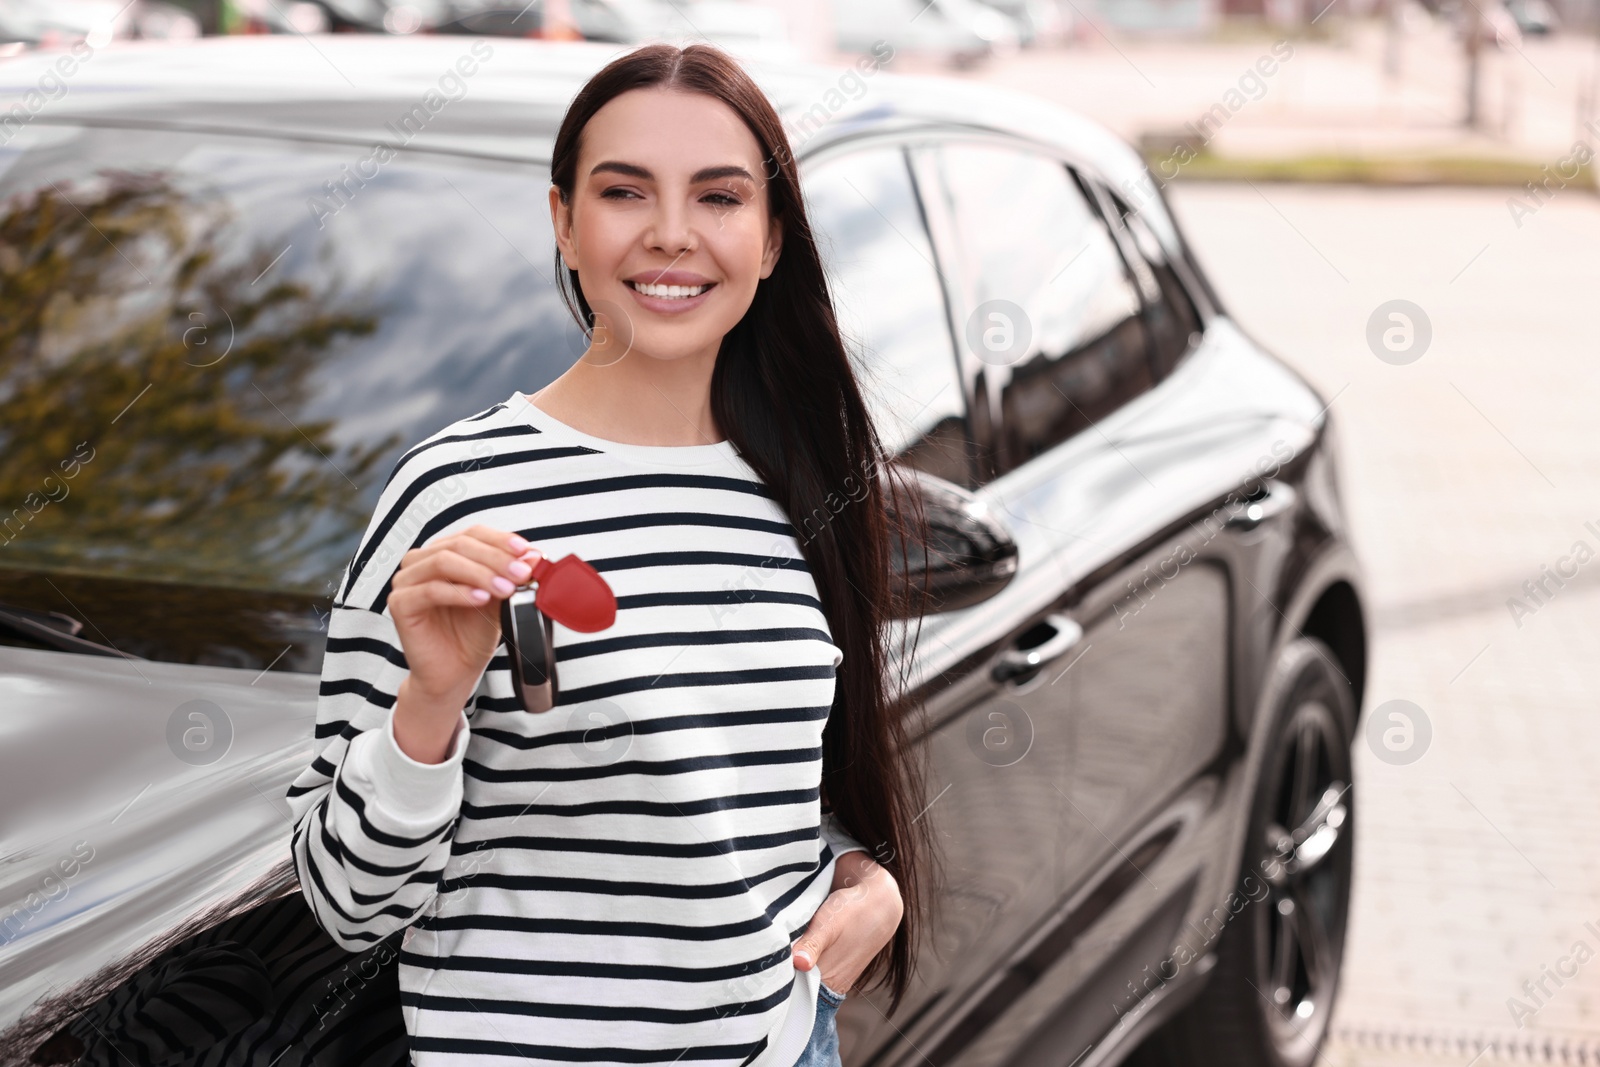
[631,282,709,299]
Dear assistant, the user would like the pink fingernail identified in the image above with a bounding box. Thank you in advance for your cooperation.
[508,533,530,553]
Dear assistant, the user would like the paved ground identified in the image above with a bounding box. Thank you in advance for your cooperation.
[1163,180,1600,1064]
[896,12,1600,168]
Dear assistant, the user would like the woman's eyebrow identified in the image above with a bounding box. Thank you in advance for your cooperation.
[690,165,756,184]
[589,161,755,184]
[590,161,652,180]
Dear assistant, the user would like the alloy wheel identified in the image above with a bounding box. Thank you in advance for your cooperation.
[1253,696,1353,1064]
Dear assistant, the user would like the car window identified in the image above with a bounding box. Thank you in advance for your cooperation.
[929,142,1152,476]
[1108,188,1202,379]
[0,125,576,666]
[804,145,974,488]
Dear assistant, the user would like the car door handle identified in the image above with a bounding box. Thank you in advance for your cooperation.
[992,612,1085,684]
[1225,479,1297,530]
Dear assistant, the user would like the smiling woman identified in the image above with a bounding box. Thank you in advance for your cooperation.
[536,85,785,436]
[282,42,932,1067]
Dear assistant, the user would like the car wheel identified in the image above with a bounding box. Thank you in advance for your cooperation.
[1128,636,1355,1067]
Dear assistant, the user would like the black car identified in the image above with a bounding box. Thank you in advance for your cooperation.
[0,34,1366,1067]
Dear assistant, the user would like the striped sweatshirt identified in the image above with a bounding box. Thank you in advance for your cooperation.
[284,391,865,1067]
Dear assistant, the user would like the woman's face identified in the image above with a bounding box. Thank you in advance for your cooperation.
[551,87,783,365]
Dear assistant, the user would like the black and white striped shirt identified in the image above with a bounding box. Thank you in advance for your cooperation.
[284,391,862,1067]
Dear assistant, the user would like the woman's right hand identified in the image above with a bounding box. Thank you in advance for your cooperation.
[389,525,542,707]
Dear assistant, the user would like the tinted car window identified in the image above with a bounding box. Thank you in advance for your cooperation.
[1109,187,1202,379]
[930,142,1151,475]
[0,125,575,667]
[804,146,973,488]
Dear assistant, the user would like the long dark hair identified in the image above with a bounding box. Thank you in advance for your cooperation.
[549,43,932,1009]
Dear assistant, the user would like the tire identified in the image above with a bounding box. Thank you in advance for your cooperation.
[1128,637,1356,1067]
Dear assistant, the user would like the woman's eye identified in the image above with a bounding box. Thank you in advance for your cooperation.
[702,192,742,207]
[600,187,641,200]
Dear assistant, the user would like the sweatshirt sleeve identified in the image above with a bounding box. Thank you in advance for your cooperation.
[283,437,490,951]
[285,601,475,950]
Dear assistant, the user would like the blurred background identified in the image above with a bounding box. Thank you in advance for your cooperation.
[4,0,1598,1064]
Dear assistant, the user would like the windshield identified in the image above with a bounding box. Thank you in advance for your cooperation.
[0,123,578,598]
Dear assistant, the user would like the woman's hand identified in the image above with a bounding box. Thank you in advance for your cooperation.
[388,526,541,761]
[791,851,903,995]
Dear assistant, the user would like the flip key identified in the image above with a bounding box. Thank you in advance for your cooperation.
[500,553,617,713]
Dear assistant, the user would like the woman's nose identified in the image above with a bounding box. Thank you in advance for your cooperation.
[644,199,694,255]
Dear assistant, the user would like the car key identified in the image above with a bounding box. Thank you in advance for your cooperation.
[500,552,617,713]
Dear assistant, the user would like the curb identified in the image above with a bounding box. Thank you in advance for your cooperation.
[1138,146,1600,191]
[1332,1021,1600,1064]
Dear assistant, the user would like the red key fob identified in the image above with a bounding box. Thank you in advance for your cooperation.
[529,553,617,632]
[500,552,616,713]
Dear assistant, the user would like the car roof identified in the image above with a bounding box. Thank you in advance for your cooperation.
[0,35,1145,176]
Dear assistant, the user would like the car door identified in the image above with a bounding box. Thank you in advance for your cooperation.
[800,140,1059,1054]
[822,138,1249,1067]
[0,122,582,1036]
[801,135,1197,1066]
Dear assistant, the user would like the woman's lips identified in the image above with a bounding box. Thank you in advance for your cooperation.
[624,279,716,315]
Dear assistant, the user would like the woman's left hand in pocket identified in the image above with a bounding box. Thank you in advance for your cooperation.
[790,850,903,995]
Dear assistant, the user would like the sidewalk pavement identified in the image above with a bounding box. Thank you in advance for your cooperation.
[895,14,1600,185]
[1164,180,1600,1065]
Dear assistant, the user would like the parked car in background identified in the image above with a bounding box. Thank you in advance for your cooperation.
[428,0,639,41]
[974,0,1074,45]
[1504,0,1558,33]
[831,0,1022,67]
[0,0,200,48]
[934,0,1026,56]
[0,33,1365,1067]
[653,0,802,62]
[218,0,615,36]
[214,0,801,57]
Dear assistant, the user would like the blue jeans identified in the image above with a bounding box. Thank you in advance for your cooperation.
[791,980,846,1067]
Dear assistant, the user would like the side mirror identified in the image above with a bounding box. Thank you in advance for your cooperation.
[888,467,1019,617]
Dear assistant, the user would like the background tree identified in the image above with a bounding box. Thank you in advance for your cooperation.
[0,169,397,594]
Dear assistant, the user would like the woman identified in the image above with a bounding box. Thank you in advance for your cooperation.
[285,42,930,1067]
